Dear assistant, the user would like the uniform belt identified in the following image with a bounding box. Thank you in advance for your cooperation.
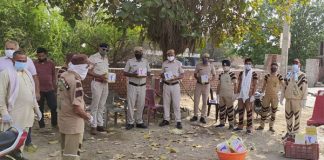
[163,81,179,85]
[93,78,105,83]
[129,82,146,87]
[197,81,209,85]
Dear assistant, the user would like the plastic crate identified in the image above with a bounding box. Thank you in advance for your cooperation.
[284,140,319,160]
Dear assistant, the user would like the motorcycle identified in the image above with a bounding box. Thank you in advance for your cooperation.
[253,91,263,118]
[0,125,28,159]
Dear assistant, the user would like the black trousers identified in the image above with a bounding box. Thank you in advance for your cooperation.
[38,90,57,128]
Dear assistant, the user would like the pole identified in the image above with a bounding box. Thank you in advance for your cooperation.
[280,21,290,76]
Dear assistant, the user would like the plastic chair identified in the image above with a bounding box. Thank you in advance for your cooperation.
[144,88,163,126]
[104,92,127,128]
[207,88,219,122]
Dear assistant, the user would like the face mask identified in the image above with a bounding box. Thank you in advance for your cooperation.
[5,50,15,58]
[38,58,47,62]
[245,64,252,70]
[271,67,277,73]
[223,66,230,72]
[292,64,299,72]
[202,58,208,64]
[69,64,89,80]
[99,50,107,56]
[15,61,27,71]
[167,56,175,62]
[135,53,142,60]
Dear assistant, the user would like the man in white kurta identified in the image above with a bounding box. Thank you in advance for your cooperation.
[0,50,41,159]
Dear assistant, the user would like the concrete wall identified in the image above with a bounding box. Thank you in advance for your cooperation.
[306,59,320,87]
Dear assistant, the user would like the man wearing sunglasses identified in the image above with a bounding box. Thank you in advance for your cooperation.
[87,43,110,135]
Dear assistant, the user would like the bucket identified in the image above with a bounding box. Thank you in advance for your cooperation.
[216,150,248,160]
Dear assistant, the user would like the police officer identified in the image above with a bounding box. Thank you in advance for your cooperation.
[215,60,237,129]
[190,53,216,124]
[281,59,307,139]
[124,46,151,130]
[159,49,184,129]
[234,58,258,134]
[57,54,92,160]
[87,43,109,135]
[256,62,283,132]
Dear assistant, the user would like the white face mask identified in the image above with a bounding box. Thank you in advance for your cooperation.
[292,64,299,72]
[167,56,175,62]
[245,64,252,70]
[5,50,15,58]
[223,66,230,72]
[68,64,89,80]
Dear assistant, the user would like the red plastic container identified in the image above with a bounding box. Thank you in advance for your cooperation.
[216,150,247,160]
[284,140,319,160]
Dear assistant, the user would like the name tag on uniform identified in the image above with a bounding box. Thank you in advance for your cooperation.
[201,75,209,83]
[164,71,174,81]
[137,68,147,76]
[108,73,116,83]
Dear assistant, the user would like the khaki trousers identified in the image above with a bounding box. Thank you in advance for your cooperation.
[126,84,146,124]
[163,84,181,122]
[61,133,83,160]
[237,98,253,130]
[193,83,210,118]
[260,94,278,128]
[90,81,109,127]
[219,95,234,125]
[285,99,302,135]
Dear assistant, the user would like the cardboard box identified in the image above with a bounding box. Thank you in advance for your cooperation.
[216,141,231,153]
[164,71,174,81]
[137,68,147,76]
[107,73,116,83]
[201,75,209,83]
[228,135,246,153]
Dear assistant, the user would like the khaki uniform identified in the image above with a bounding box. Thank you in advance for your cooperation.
[283,71,307,135]
[193,63,216,118]
[124,58,151,124]
[237,71,258,130]
[217,71,237,125]
[161,60,184,122]
[57,71,85,160]
[88,53,109,128]
[260,73,284,128]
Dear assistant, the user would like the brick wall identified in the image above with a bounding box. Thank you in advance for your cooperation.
[82,68,265,98]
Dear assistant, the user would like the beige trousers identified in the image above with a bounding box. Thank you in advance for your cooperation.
[193,83,210,118]
[126,84,146,124]
[219,95,235,125]
[163,84,181,122]
[61,133,83,160]
[260,94,278,128]
[90,81,109,127]
[285,99,302,135]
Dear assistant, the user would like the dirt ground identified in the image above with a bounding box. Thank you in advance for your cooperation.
[25,88,324,160]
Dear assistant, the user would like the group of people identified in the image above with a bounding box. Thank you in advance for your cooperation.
[0,40,308,160]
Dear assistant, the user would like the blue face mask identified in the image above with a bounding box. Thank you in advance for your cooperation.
[15,61,27,71]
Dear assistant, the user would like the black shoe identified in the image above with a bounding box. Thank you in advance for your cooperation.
[215,124,225,128]
[97,126,107,132]
[246,130,252,135]
[176,122,182,129]
[269,127,275,133]
[256,126,264,130]
[126,124,135,130]
[199,117,206,124]
[233,127,243,131]
[190,116,198,122]
[159,120,170,127]
[136,123,147,129]
[228,125,234,130]
[8,150,28,160]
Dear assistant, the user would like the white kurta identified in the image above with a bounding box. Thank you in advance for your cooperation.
[0,70,35,129]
